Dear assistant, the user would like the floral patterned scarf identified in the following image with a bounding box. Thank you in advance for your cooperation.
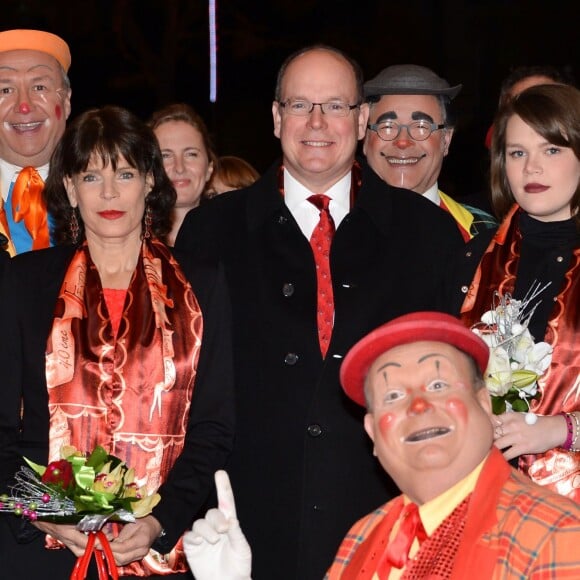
[46,238,203,575]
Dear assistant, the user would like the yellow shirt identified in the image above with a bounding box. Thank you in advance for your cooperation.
[385,459,485,579]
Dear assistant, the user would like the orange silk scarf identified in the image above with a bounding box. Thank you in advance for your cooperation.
[46,238,203,575]
[460,205,580,500]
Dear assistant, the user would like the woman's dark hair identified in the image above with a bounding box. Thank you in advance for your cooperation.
[498,64,576,108]
[45,105,176,244]
[490,84,580,225]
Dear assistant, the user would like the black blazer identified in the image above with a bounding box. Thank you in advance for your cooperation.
[176,159,464,579]
[0,244,234,579]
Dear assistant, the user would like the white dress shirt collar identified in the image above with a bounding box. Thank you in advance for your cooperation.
[283,169,351,239]
[421,182,440,206]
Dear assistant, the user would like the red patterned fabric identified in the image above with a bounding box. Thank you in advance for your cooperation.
[10,166,49,250]
[460,205,580,500]
[403,498,469,579]
[308,194,335,358]
[45,238,203,576]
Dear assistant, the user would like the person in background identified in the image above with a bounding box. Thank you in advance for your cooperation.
[183,312,580,580]
[0,29,72,255]
[484,64,575,149]
[206,155,260,197]
[149,103,216,245]
[175,44,463,579]
[448,84,580,500]
[0,105,234,578]
[363,64,496,241]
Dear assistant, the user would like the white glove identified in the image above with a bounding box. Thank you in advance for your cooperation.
[183,470,252,580]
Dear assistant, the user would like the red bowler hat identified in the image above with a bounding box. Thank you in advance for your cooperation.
[340,311,490,407]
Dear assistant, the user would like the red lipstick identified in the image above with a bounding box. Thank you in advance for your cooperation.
[524,183,549,193]
[98,210,125,220]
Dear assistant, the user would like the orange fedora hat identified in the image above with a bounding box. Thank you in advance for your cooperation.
[0,29,71,72]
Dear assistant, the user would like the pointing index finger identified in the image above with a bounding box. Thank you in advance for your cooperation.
[215,470,237,520]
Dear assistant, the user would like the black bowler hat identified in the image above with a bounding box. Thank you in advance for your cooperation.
[364,64,462,101]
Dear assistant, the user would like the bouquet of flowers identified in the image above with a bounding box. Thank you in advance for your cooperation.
[471,287,552,415]
[0,445,161,579]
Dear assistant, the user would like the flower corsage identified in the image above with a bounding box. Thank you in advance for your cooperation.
[471,288,552,416]
[0,445,160,579]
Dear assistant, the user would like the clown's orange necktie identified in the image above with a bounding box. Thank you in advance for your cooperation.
[308,194,335,358]
[11,166,50,250]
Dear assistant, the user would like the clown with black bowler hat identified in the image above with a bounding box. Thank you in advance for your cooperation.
[363,64,496,241]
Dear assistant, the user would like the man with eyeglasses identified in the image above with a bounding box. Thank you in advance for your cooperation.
[0,29,72,255]
[176,45,463,580]
[363,64,496,241]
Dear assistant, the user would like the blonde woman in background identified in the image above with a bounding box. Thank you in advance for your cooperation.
[149,104,217,245]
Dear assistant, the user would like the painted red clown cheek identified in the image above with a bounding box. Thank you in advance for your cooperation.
[55,105,62,120]
[378,412,396,436]
[446,398,467,422]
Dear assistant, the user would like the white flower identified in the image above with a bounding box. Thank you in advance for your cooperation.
[485,347,512,396]
[518,382,538,397]
[470,288,552,411]
[511,329,535,363]
[480,310,497,325]
[523,342,552,375]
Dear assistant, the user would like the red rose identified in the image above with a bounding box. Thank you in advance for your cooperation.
[41,459,74,490]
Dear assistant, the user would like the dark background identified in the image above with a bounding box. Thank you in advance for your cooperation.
[3,0,577,198]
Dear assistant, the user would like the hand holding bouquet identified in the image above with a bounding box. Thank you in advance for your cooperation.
[0,445,161,579]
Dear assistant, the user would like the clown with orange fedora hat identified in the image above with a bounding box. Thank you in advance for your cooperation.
[0,29,72,255]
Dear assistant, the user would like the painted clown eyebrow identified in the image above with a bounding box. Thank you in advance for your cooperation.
[411,111,435,123]
[375,361,401,373]
[375,111,397,123]
[374,111,436,124]
[418,352,449,364]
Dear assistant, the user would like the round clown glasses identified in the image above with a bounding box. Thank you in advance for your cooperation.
[367,120,446,141]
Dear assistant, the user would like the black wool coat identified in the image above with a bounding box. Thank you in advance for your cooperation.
[176,159,464,580]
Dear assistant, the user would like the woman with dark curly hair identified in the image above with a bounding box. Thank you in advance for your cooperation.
[0,105,234,578]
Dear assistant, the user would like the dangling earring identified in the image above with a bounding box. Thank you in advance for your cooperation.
[144,204,153,239]
[69,208,80,244]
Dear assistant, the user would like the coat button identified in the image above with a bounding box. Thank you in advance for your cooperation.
[556,256,564,262]
[277,215,288,225]
[307,424,322,437]
[284,352,298,365]
[461,285,469,294]
[465,251,472,257]
[282,282,295,297]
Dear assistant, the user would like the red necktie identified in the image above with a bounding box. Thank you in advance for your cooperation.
[11,166,50,250]
[379,502,427,573]
[308,194,335,358]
